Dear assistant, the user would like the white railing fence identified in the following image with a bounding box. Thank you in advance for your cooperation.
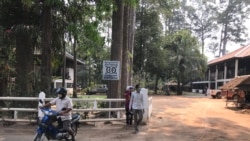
[0,96,153,123]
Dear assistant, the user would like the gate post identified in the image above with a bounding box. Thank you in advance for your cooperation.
[38,91,46,122]
[141,88,149,124]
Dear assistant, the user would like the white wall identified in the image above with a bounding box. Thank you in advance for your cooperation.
[141,88,152,124]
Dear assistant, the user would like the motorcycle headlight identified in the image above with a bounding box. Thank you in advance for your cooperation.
[44,111,53,116]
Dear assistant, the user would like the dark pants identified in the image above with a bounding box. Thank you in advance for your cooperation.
[62,120,71,131]
[125,108,133,125]
[133,109,143,130]
[58,119,75,140]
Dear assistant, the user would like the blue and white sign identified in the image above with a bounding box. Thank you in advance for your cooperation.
[102,60,120,80]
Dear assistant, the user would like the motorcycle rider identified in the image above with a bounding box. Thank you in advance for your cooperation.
[41,87,75,141]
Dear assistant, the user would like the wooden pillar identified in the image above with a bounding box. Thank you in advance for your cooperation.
[215,65,218,89]
[224,63,227,84]
[235,59,238,77]
[208,68,211,89]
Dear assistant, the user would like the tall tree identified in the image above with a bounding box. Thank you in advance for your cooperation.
[215,0,250,56]
[108,0,124,103]
[121,5,129,94]
[0,26,15,104]
[0,0,40,96]
[159,0,187,34]
[40,1,53,95]
[128,6,136,85]
[121,0,137,95]
[165,30,207,95]
[134,0,165,86]
[73,0,112,88]
[184,0,218,54]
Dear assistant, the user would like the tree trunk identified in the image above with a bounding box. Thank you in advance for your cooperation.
[73,38,77,98]
[176,71,182,95]
[222,21,228,56]
[154,74,159,94]
[219,26,224,57]
[121,5,129,96]
[108,0,124,108]
[128,6,136,85]
[0,77,7,106]
[201,27,204,55]
[219,11,229,56]
[15,27,33,96]
[177,80,181,95]
[41,4,52,96]
[62,40,66,88]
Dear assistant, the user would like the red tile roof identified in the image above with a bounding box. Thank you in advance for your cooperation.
[208,44,250,65]
[220,75,250,90]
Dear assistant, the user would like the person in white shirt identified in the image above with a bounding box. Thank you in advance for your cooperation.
[129,84,144,133]
[41,87,75,141]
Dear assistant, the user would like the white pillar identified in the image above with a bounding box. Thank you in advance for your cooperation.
[38,91,46,120]
[93,100,97,110]
[224,63,227,84]
[235,59,238,77]
[14,111,18,120]
[141,88,149,124]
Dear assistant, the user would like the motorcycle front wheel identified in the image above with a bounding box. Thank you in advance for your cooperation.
[65,134,74,141]
[34,133,45,141]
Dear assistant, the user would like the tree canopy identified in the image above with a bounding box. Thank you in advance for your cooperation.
[0,0,248,98]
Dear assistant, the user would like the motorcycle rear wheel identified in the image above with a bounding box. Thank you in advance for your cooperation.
[34,133,45,141]
[65,134,74,141]
[64,124,78,141]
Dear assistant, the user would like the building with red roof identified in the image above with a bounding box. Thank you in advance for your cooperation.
[192,44,250,92]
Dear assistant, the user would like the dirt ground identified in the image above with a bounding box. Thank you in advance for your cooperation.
[1,95,250,141]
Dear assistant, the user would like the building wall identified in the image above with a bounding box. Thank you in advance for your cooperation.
[192,57,250,92]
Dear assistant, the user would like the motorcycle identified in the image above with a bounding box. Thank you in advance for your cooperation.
[34,100,80,141]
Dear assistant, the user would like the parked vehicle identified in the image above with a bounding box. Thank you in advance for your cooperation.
[34,100,80,141]
[210,89,222,99]
[222,89,245,100]
[52,79,74,95]
[87,84,108,95]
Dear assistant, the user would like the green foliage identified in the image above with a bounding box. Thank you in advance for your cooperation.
[158,0,179,20]
[1,0,216,97]
[133,0,173,93]
[215,0,250,56]
[0,0,114,96]
[165,30,207,94]
[0,26,16,82]
[134,3,163,73]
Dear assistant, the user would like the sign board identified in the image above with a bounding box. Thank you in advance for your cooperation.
[102,60,120,80]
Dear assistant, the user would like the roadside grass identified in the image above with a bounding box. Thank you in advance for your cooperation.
[72,94,107,112]
[71,94,111,119]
